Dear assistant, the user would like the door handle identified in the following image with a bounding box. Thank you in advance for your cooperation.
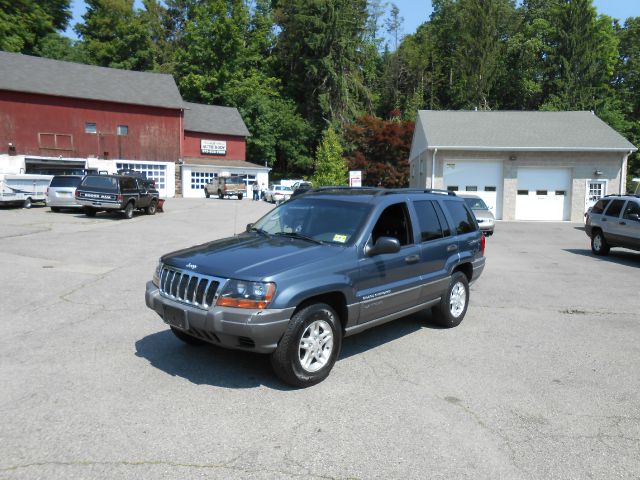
[404,254,420,264]
[620,221,626,225]
[447,244,458,252]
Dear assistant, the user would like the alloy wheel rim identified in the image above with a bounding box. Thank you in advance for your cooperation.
[449,282,467,318]
[594,235,602,250]
[298,319,334,373]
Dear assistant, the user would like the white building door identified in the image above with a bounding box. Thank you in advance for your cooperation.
[585,180,607,213]
[515,168,571,221]
[443,160,504,219]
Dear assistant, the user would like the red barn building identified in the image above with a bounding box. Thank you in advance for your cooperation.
[0,52,266,197]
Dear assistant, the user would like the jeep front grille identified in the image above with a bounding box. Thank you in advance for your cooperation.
[158,265,223,309]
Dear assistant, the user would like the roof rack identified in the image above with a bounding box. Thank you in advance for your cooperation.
[383,188,456,196]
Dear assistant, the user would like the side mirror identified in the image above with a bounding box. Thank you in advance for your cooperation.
[246,223,254,232]
[365,236,401,256]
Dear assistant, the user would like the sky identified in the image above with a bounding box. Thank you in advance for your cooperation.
[66,0,640,40]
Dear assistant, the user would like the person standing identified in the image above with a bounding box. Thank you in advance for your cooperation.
[252,182,259,201]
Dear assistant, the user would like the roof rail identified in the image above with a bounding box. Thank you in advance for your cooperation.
[383,188,456,196]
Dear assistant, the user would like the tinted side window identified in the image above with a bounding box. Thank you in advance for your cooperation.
[591,199,610,214]
[414,200,444,242]
[442,200,477,235]
[623,200,640,219]
[433,202,451,237]
[371,202,413,246]
[604,199,625,218]
[120,177,136,190]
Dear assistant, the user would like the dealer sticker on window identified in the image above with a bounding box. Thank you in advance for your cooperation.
[332,234,348,243]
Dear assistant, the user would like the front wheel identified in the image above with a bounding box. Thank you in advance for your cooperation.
[205,190,210,198]
[145,201,157,215]
[270,303,342,388]
[23,198,32,209]
[237,193,243,200]
[218,190,224,200]
[591,230,610,256]
[84,207,96,217]
[432,272,469,328]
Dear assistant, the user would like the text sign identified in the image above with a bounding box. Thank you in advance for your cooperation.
[201,139,227,155]
[349,170,362,187]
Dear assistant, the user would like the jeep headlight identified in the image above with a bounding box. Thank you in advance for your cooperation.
[152,262,162,287]
[216,280,276,309]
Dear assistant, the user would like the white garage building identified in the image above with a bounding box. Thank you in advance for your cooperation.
[409,111,637,222]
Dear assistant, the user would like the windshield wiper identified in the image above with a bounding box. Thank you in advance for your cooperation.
[248,227,270,236]
[274,231,323,244]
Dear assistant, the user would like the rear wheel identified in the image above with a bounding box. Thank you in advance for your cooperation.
[218,190,224,200]
[145,201,157,215]
[270,302,342,388]
[84,207,96,217]
[237,193,243,200]
[432,272,469,328]
[124,202,134,219]
[591,230,610,256]
[23,198,32,209]
[50,207,61,213]
[205,190,210,198]
[170,326,206,346]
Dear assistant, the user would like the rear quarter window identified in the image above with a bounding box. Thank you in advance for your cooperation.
[413,200,444,242]
[442,200,478,235]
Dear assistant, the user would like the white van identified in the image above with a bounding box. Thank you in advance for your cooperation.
[0,174,53,208]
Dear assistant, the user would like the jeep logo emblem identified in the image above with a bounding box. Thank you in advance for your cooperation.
[186,263,198,270]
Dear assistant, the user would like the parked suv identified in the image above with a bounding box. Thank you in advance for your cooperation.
[585,195,640,255]
[46,175,83,211]
[145,188,486,387]
[76,174,159,219]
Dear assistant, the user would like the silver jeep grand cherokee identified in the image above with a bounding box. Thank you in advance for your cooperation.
[585,195,640,255]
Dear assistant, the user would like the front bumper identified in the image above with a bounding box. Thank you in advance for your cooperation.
[145,281,294,354]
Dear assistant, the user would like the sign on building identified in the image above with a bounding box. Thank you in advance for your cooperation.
[200,139,227,155]
[349,170,362,187]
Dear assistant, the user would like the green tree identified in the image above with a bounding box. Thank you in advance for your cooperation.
[0,0,71,54]
[172,0,249,104]
[543,0,619,111]
[274,0,372,129]
[33,33,89,63]
[312,127,348,186]
[75,0,155,70]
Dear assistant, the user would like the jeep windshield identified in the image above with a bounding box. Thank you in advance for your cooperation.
[252,198,372,245]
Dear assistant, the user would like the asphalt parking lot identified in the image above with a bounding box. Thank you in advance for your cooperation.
[1,198,639,479]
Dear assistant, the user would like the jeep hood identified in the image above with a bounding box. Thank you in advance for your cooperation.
[161,233,342,279]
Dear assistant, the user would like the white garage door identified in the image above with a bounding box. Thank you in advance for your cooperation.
[443,160,503,219]
[516,168,571,221]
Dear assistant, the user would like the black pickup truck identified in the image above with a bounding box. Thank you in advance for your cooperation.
[76,174,159,219]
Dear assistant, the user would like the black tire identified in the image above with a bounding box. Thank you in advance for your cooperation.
[205,190,210,198]
[218,190,224,200]
[84,207,96,217]
[50,207,61,213]
[170,326,206,346]
[145,200,157,215]
[23,198,32,209]
[237,193,243,200]
[270,303,342,388]
[124,201,134,219]
[432,271,470,328]
[591,230,610,256]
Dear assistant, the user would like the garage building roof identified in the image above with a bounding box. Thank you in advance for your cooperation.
[0,51,184,110]
[183,102,251,137]
[416,110,637,152]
